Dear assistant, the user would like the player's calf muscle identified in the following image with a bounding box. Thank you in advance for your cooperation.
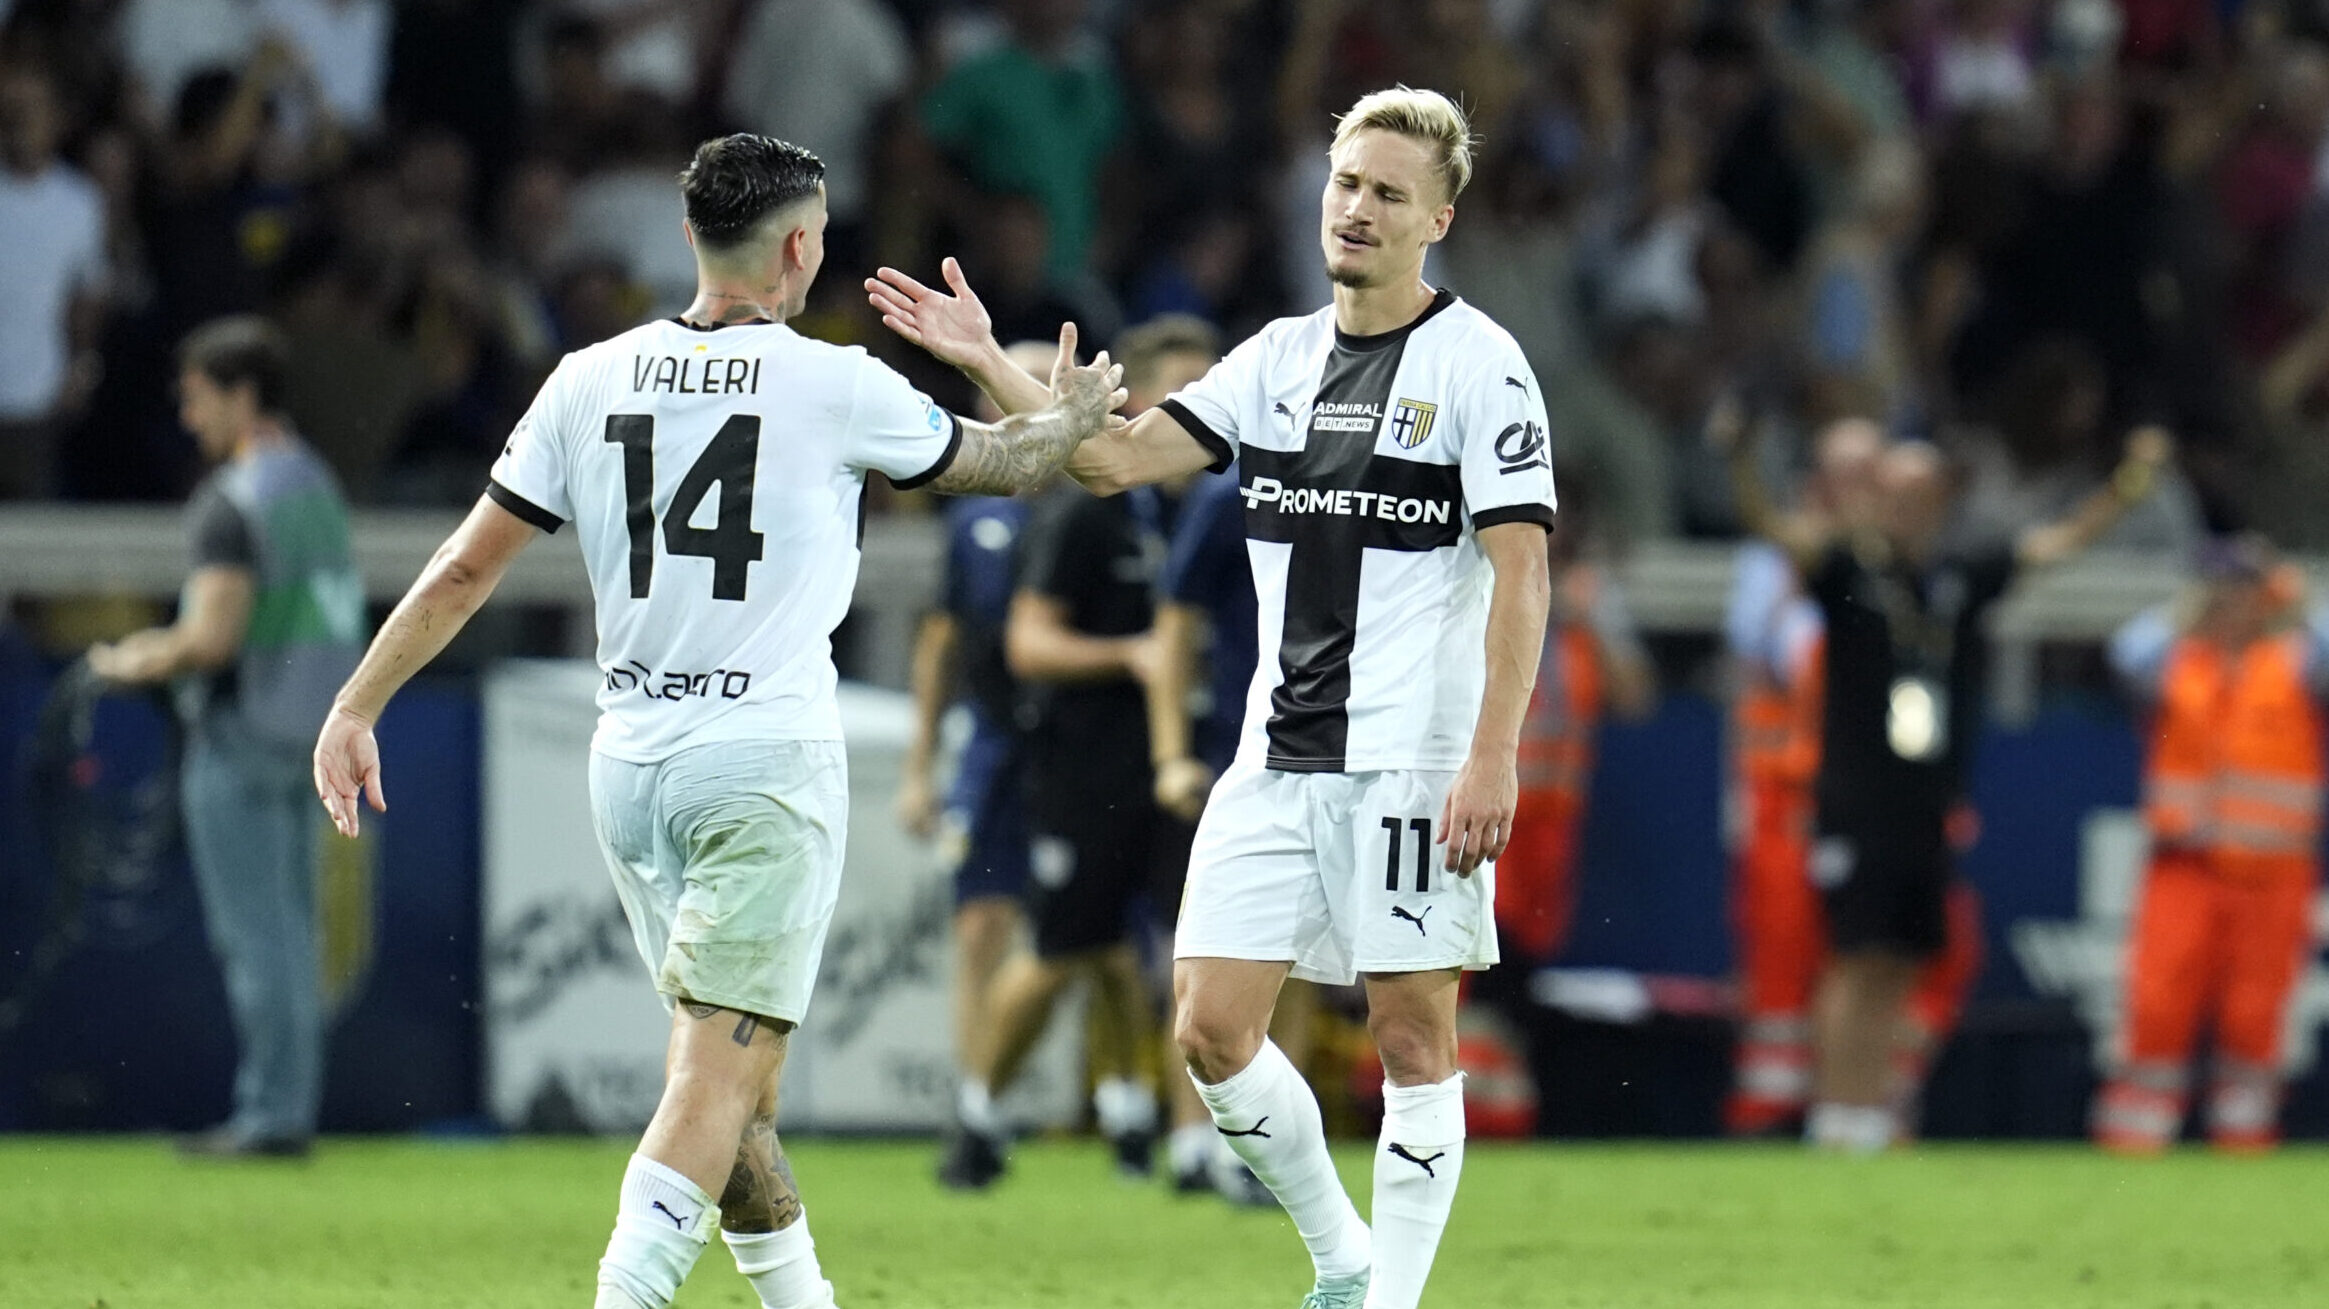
[720,1109,804,1233]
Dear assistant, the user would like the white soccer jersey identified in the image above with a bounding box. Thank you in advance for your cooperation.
[1159,289,1557,774]
[488,317,961,762]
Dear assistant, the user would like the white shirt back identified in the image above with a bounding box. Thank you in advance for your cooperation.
[489,317,960,762]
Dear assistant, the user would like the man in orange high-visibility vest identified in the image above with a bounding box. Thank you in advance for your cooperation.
[2095,536,2327,1153]
[1496,535,1653,964]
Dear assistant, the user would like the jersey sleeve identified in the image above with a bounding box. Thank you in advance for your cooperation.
[487,355,579,532]
[1158,333,1266,474]
[845,354,963,488]
[1455,350,1557,533]
[186,480,256,571]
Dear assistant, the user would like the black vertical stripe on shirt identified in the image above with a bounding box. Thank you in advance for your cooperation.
[1254,335,1413,771]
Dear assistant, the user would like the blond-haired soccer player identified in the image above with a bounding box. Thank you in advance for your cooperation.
[872,88,1553,1309]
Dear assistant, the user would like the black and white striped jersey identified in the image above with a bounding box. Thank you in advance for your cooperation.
[1158,289,1557,775]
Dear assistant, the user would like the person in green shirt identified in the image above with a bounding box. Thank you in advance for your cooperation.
[922,0,1122,287]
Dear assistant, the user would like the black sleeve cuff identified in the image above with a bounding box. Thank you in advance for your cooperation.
[1471,503,1555,533]
[487,478,565,533]
[1158,398,1234,474]
[891,411,964,491]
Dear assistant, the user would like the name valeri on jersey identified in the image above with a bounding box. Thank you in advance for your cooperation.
[632,353,765,395]
[1240,476,1453,525]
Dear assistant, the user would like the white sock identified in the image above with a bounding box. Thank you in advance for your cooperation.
[724,1213,836,1309]
[597,1154,718,1309]
[1169,1122,1215,1176]
[1365,1074,1466,1309]
[1805,1102,1894,1154]
[957,1079,1002,1140]
[1193,1039,1369,1281]
[1094,1076,1159,1138]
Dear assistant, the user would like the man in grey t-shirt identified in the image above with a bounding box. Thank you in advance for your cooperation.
[91,316,361,1156]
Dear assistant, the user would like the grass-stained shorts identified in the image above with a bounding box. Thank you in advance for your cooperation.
[588,739,848,1025]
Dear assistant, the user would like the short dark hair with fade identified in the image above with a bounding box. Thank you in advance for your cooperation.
[179,315,290,415]
[679,134,825,250]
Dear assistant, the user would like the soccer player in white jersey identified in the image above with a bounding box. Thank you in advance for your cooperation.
[870,88,1554,1309]
[310,135,1125,1309]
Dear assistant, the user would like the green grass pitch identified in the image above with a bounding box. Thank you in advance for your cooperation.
[3,1136,2321,1307]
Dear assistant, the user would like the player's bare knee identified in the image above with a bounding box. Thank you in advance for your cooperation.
[1370,1010,1456,1086]
[1174,1003,1264,1084]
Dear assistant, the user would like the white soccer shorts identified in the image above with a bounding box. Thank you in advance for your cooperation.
[588,738,848,1024]
[1175,759,1498,985]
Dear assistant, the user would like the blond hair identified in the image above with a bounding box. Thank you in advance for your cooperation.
[1332,86,1476,202]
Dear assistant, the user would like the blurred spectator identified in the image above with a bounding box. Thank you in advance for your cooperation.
[120,0,258,126]
[961,192,1109,347]
[1952,341,2204,554]
[1797,140,1923,425]
[522,13,644,172]
[0,61,106,499]
[2216,45,2329,362]
[1692,20,1816,277]
[566,106,698,318]
[255,0,391,138]
[150,47,336,337]
[723,0,910,265]
[923,0,1122,286]
[383,0,525,178]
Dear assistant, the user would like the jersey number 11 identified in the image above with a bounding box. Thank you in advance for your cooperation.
[604,413,766,601]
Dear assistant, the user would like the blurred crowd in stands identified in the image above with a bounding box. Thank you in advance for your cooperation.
[4,0,2329,552]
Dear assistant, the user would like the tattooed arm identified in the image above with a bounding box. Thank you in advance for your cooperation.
[927,327,1126,496]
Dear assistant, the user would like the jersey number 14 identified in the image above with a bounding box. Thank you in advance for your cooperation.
[604,413,765,601]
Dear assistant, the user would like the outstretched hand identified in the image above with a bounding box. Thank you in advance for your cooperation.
[866,257,995,370]
[1047,321,1127,425]
[313,704,386,838]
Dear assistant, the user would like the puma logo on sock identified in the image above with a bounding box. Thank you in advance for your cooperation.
[1218,1117,1272,1139]
[1391,905,1432,935]
[1388,1143,1445,1177]
[649,1200,692,1230]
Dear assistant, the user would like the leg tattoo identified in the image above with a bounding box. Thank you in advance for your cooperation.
[721,1110,803,1233]
[732,1013,760,1048]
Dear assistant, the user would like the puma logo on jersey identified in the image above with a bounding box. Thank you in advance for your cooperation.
[1495,420,1549,475]
[1504,376,1528,391]
[1218,1117,1272,1138]
[649,1200,693,1230]
[1273,401,1294,420]
[1391,905,1432,936]
[1387,1144,1445,1177]
[1239,475,1452,525]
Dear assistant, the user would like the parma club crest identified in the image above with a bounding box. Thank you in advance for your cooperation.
[1389,398,1438,449]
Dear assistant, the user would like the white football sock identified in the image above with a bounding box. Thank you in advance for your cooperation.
[957,1079,1002,1140]
[1805,1102,1894,1154]
[724,1212,836,1309]
[1366,1073,1466,1309]
[597,1154,718,1309]
[1094,1076,1159,1138]
[1193,1039,1369,1281]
